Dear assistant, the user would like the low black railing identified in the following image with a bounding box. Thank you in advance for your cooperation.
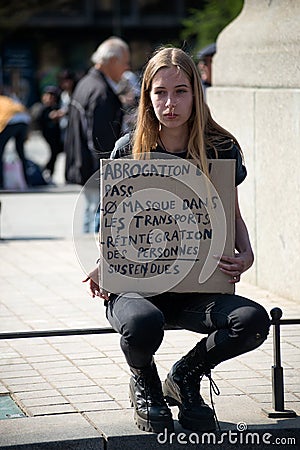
[0,308,298,418]
[267,308,298,418]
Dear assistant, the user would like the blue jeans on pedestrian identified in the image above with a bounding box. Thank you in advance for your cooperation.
[83,187,100,233]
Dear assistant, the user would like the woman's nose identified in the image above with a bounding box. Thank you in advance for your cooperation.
[165,97,176,108]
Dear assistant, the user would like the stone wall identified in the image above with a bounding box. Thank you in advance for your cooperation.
[207,0,300,301]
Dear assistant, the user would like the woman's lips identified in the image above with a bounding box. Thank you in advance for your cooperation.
[164,112,177,118]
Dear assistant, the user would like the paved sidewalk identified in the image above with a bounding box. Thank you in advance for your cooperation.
[0,133,299,449]
[0,238,299,449]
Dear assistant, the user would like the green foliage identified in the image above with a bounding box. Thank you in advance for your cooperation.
[181,0,244,54]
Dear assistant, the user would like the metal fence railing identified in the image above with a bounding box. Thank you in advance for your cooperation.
[0,308,298,418]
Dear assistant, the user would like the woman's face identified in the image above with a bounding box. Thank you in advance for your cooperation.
[150,66,193,130]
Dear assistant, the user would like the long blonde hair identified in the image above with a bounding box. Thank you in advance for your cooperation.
[132,46,241,177]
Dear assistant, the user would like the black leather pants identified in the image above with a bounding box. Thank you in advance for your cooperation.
[106,291,270,369]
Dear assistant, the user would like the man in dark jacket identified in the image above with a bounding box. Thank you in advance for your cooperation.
[65,36,130,232]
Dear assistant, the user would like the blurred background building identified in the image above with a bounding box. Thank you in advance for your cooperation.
[0,0,204,106]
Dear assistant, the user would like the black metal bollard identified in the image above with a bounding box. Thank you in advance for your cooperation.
[266,307,297,418]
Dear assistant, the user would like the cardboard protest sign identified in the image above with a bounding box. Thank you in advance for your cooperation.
[99,158,235,294]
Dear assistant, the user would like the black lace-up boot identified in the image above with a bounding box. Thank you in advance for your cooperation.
[162,341,217,431]
[129,360,174,433]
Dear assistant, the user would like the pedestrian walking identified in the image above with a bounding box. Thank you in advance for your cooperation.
[64,36,130,233]
[0,93,31,189]
[56,69,77,143]
[38,85,64,183]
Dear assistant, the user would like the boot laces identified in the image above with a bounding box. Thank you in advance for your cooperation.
[134,372,166,429]
[182,365,202,403]
[135,374,164,405]
[135,375,151,427]
[182,365,221,431]
[202,370,221,432]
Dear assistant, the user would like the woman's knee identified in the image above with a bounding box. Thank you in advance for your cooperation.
[231,299,270,350]
[122,307,165,349]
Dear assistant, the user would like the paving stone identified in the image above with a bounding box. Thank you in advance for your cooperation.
[74,358,111,367]
[212,393,300,430]
[1,347,20,359]
[26,355,72,363]
[96,375,129,387]
[66,352,107,360]
[7,382,55,393]
[26,403,77,416]
[58,386,102,396]
[282,392,300,402]
[286,360,300,368]
[0,358,31,369]
[86,410,157,449]
[76,400,122,411]
[43,372,88,383]
[51,379,96,389]
[30,361,75,370]
[212,385,245,396]
[218,362,255,372]
[3,376,47,386]
[215,370,265,380]
[65,393,112,403]
[116,400,132,409]
[0,413,104,448]
[51,343,98,354]
[76,401,122,412]
[229,377,271,387]
[9,344,60,357]
[248,393,272,403]
[20,396,69,408]
[238,384,272,394]
[101,385,130,400]
[17,389,62,400]
[80,365,123,379]
[0,385,9,394]
[255,369,272,379]
[285,389,300,401]
[0,358,28,366]
[38,366,81,376]
[284,402,300,415]
[0,319,31,331]
[0,369,40,379]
